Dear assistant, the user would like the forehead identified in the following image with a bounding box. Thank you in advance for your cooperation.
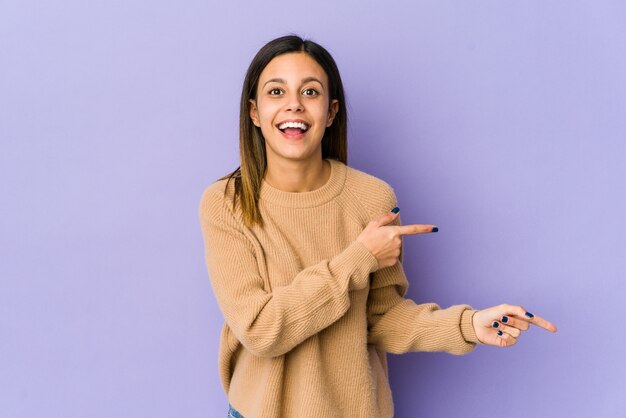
[259,52,328,85]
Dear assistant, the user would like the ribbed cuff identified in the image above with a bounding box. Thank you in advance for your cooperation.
[328,240,379,291]
[460,309,479,344]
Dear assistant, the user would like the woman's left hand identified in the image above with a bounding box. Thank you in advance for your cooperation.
[472,304,558,347]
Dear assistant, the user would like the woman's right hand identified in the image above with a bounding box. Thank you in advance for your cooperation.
[357,208,438,271]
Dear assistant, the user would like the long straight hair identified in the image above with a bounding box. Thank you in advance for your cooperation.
[217,35,348,229]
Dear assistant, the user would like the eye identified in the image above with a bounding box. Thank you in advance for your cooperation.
[302,88,319,96]
[268,88,283,96]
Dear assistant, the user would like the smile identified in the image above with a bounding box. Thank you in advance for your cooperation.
[277,120,310,133]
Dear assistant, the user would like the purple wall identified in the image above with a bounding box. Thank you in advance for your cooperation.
[1,1,624,417]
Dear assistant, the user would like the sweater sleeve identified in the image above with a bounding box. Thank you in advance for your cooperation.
[199,185,379,359]
[366,186,480,355]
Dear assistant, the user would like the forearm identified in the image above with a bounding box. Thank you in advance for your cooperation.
[212,240,378,358]
[368,296,479,355]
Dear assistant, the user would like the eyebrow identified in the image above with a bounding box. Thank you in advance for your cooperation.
[262,77,325,90]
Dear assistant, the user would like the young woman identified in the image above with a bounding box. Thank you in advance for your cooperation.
[199,35,557,418]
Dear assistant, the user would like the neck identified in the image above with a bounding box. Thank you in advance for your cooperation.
[263,157,331,193]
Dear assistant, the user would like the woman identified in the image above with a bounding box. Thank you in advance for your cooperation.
[199,35,557,418]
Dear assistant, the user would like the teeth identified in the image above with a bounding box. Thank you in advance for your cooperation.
[278,121,309,131]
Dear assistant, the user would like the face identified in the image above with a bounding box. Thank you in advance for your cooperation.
[249,52,339,165]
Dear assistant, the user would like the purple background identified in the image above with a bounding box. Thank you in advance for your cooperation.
[1,1,625,417]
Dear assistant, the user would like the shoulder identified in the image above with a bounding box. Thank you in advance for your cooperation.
[198,177,238,222]
[199,178,230,207]
[343,163,398,213]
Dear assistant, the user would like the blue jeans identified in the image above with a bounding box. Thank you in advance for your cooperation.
[228,404,244,418]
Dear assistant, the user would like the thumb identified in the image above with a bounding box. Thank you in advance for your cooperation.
[375,207,400,226]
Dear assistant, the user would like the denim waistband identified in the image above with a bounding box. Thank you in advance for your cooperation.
[228,404,244,418]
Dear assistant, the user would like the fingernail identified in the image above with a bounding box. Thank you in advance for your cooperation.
[492,321,499,328]
[525,312,534,318]
[501,316,508,323]
[431,227,439,232]
[497,330,503,336]
[391,207,400,213]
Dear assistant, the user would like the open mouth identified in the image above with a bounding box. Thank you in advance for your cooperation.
[277,121,310,137]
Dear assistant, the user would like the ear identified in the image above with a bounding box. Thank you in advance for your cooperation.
[326,99,339,127]
[249,99,261,127]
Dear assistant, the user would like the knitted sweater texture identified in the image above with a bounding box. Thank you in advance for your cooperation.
[199,158,479,418]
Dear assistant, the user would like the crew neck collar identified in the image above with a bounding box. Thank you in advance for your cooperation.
[259,158,346,208]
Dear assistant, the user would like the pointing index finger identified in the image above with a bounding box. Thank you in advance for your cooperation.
[396,224,439,235]
[524,312,558,333]
[505,305,557,333]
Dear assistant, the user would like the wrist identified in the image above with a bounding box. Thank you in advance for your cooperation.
[461,309,480,344]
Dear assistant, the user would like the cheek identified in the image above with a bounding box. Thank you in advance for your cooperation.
[255,106,276,136]
[256,101,278,124]
[314,104,330,125]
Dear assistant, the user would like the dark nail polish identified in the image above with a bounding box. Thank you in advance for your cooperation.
[497,330,503,336]
[501,316,508,323]
[431,227,439,232]
[391,207,400,213]
[525,312,534,318]
[492,321,499,328]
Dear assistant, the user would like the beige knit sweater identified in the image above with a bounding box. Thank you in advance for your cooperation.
[199,158,479,418]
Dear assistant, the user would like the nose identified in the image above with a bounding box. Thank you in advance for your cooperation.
[284,91,304,112]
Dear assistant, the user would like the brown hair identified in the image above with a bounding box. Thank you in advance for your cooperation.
[217,34,348,228]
